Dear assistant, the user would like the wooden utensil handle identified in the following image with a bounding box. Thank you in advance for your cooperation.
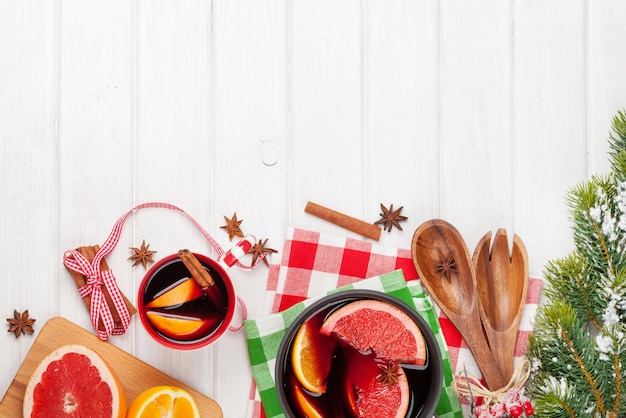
[463,321,509,390]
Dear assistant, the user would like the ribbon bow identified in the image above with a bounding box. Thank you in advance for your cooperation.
[453,358,531,410]
[63,248,131,341]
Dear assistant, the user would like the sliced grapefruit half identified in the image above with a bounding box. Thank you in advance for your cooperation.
[320,299,426,365]
[23,344,126,418]
[343,349,410,418]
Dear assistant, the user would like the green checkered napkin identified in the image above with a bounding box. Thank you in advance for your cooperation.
[244,269,463,418]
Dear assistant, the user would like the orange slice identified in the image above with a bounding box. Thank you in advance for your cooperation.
[146,311,207,338]
[290,315,337,394]
[145,279,205,309]
[288,374,324,418]
[126,386,200,418]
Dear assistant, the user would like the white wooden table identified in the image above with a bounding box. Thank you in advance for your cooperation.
[2,1,626,417]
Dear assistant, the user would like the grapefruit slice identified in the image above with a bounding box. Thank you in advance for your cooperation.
[23,344,126,418]
[343,349,410,418]
[126,385,200,418]
[291,314,338,393]
[145,278,205,309]
[146,311,220,340]
[320,299,426,365]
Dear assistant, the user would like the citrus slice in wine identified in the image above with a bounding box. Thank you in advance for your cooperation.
[320,299,426,365]
[145,278,205,309]
[343,349,410,418]
[288,373,325,418]
[291,313,338,393]
[146,311,220,340]
[22,344,126,418]
[126,385,200,418]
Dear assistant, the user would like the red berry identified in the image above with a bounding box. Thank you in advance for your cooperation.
[509,405,523,417]
[523,400,534,415]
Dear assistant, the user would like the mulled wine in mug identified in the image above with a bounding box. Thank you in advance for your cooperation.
[137,237,252,350]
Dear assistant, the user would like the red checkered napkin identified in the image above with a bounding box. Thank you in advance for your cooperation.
[246,227,542,417]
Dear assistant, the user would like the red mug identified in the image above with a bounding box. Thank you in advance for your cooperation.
[137,236,253,350]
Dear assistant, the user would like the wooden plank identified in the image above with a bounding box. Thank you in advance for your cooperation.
[439,0,514,250]
[0,1,58,400]
[363,0,439,248]
[0,317,222,417]
[210,1,288,416]
[290,0,365,235]
[134,0,215,397]
[587,1,626,175]
[56,0,135,354]
[514,0,586,277]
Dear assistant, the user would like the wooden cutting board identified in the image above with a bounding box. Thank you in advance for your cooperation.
[0,316,222,417]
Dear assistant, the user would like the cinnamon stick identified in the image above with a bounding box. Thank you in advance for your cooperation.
[178,249,225,311]
[305,201,382,241]
[65,245,137,332]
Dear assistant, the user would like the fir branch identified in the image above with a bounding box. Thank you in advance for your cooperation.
[612,354,622,414]
[526,301,607,415]
[567,176,618,277]
[525,110,626,416]
[585,207,614,275]
[527,370,589,417]
[543,254,602,329]
[532,388,578,418]
[560,327,606,414]
[609,110,626,180]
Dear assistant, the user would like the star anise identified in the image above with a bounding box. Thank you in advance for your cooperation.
[248,238,278,267]
[7,309,36,339]
[376,361,401,386]
[434,252,457,280]
[128,239,157,270]
[220,212,245,241]
[373,203,408,232]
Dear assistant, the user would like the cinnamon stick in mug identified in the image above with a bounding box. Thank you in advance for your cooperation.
[178,249,225,310]
[305,201,382,241]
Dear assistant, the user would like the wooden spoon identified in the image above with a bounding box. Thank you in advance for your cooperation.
[473,229,528,384]
[411,219,507,390]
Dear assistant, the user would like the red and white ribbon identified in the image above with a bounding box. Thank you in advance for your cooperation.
[63,251,130,340]
[63,202,258,340]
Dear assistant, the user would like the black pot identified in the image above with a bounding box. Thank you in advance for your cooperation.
[275,289,443,418]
